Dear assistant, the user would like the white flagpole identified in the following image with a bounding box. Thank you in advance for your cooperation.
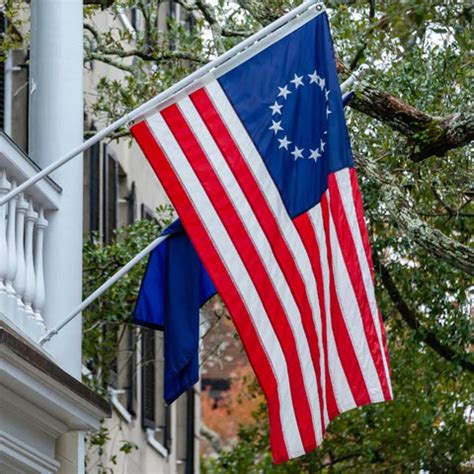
[0,0,325,207]
[340,64,369,94]
[36,69,368,346]
[38,234,168,345]
[36,3,368,346]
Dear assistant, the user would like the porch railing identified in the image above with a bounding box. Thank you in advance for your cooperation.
[0,133,61,342]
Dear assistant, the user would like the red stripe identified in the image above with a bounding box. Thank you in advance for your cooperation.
[131,120,289,461]
[349,169,391,391]
[190,88,327,434]
[294,212,340,420]
[320,194,371,406]
[160,103,317,451]
[349,170,375,279]
[328,174,391,400]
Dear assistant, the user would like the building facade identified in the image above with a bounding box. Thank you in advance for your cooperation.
[0,2,199,472]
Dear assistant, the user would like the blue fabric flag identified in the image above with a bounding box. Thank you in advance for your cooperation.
[133,219,216,404]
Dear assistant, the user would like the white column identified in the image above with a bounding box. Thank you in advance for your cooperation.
[29,0,84,379]
[33,208,48,332]
[23,200,38,334]
[13,193,28,326]
[0,171,10,313]
[5,180,17,318]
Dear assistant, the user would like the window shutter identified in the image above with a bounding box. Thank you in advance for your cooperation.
[142,328,156,428]
[185,389,195,474]
[103,147,119,243]
[127,327,138,416]
[127,181,136,225]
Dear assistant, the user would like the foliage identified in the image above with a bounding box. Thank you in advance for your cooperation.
[202,319,473,473]
[82,206,174,394]
[82,207,173,471]
[196,0,472,471]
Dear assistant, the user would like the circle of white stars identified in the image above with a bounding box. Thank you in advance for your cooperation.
[268,70,331,162]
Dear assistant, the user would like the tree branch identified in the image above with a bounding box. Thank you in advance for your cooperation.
[194,0,226,54]
[87,44,204,63]
[85,20,205,64]
[349,83,474,161]
[374,255,474,373]
[85,52,135,73]
[354,153,474,275]
[235,0,281,26]
[200,424,223,453]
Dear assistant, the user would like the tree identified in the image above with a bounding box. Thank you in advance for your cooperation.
[2,0,472,470]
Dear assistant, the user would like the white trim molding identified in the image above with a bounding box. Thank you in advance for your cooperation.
[146,428,169,458]
[0,430,60,474]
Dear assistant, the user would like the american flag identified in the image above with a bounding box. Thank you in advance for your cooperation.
[131,8,392,463]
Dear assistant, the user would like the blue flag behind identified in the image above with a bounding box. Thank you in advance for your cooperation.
[133,219,216,404]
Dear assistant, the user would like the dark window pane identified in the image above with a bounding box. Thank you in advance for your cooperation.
[103,149,118,243]
[142,328,156,428]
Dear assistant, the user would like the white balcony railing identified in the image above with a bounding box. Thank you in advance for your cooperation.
[0,133,61,342]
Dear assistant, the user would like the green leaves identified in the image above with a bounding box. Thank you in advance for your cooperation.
[82,208,173,394]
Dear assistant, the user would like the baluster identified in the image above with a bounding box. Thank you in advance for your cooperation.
[23,200,38,334]
[13,193,28,327]
[5,180,17,320]
[0,171,10,314]
[32,207,48,334]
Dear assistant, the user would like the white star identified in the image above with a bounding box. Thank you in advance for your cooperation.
[318,77,326,90]
[290,73,304,89]
[278,85,291,99]
[308,70,320,84]
[325,89,330,101]
[320,139,326,153]
[326,106,332,117]
[309,148,321,161]
[269,101,283,115]
[291,146,304,160]
[278,136,291,150]
[269,120,283,134]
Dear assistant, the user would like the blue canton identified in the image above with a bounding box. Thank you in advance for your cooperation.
[219,12,353,218]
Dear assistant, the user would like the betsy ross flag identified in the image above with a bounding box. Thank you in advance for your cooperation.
[131,5,392,463]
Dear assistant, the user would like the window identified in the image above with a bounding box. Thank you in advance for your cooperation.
[155,332,171,450]
[103,146,119,243]
[83,124,100,237]
[141,203,156,222]
[126,182,137,225]
[142,329,172,452]
[130,7,138,30]
[116,326,138,417]
[175,388,196,473]
[142,328,156,429]
[185,389,196,474]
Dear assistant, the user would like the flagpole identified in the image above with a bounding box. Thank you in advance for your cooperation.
[0,0,325,207]
[38,234,168,345]
[35,66,368,346]
[340,64,369,94]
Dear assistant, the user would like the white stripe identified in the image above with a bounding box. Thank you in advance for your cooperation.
[145,112,304,458]
[308,205,356,412]
[206,80,331,424]
[326,192,384,401]
[335,169,392,396]
[177,96,323,442]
